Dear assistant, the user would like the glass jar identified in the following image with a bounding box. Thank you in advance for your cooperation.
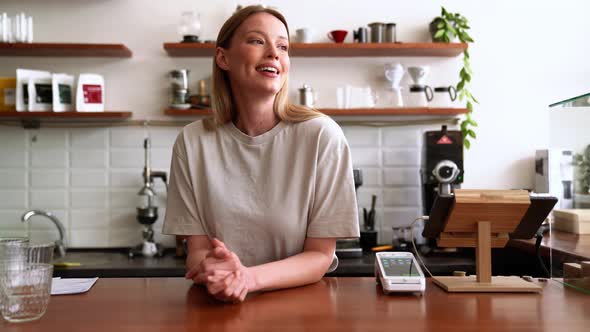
[178,11,201,43]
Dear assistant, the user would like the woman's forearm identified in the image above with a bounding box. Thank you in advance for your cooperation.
[247,250,333,292]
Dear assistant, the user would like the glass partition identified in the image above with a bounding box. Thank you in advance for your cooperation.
[548,94,590,294]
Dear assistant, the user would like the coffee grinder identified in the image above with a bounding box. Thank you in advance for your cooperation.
[129,138,168,258]
[421,125,464,215]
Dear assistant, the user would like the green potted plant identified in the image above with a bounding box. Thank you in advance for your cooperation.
[430,7,478,149]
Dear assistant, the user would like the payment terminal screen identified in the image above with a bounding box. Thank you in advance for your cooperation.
[380,257,421,277]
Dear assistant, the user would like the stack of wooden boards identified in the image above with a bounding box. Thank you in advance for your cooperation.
[553,209,590,234]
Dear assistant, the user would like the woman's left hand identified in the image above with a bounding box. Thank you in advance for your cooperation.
[198,238,256,302]
[206,270,249,303]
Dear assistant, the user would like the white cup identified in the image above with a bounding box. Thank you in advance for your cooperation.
[296,28,313,43]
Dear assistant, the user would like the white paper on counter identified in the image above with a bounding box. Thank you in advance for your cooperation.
[51,277,98,295]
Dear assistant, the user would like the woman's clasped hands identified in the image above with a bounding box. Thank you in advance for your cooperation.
[185,238,255,303]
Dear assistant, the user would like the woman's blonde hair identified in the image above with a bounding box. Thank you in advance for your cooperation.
[210,5,322,127]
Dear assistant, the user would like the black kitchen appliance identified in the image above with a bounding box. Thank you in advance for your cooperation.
[421,125,464,215]
[335,168,364,258]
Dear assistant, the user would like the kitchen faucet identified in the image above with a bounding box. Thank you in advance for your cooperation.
[21,210,67,257]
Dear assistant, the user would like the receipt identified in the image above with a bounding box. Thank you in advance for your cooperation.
[51,277,98,295]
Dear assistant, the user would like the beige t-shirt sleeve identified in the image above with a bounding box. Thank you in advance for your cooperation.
[162,133,207,236]
[307,120,360,238]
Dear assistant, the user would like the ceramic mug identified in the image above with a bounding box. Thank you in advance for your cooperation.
[296,28,313,43]
[327,30,347,43]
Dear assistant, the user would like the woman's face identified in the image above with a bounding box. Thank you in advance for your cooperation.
[217,12,290,97]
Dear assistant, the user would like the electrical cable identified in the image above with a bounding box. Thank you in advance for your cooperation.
[535,233,550,278]
[411,216,433,278]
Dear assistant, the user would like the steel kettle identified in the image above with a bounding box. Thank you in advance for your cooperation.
[299,84,317,107]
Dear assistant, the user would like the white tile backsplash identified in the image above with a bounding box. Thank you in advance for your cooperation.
[69,229,109,248]
[110,128,146,148]
[0,190,27,209]
[150,128,181,148]
[30,190,68,209]
[0,128,26,149]
[110,171,142,188]
[0,210,28,229]
[29,129,67,149]
[383,148,420,166]
[0,170,27,189]
[383,168,421,186]
[70,170,108,188]
[30,149,67,168]
[0,124,427,248]
[350,147,381,167]
[70,210,108,229]
[70,190,107,208]
[383,188,422,207]
[70,129,108,149]
[0,150,26,167]
[343,127,380,147]
[70,150,107,168]
[30,170,68,188]
[382,128,421,148]
[109,190,141,208]
[110,149,143,168]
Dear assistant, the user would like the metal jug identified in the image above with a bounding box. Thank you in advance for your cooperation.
[299,84,317,107]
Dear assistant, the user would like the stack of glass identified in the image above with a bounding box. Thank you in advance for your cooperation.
[0,237,54,323]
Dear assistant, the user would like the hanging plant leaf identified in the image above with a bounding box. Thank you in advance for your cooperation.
[434,29,445,39]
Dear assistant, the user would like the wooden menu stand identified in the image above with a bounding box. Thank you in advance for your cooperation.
[431,189,542,293]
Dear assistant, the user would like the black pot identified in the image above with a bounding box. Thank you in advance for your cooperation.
[429,18,447,43]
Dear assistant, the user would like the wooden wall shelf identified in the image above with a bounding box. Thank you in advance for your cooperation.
[163,42,467,57]
[0,111,132,128]
[0,43,133,57]
[164,108,468,116]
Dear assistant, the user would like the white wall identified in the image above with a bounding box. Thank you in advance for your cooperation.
[1,0,590,246]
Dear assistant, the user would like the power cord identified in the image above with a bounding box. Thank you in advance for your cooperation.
[534,227,551,278]
[411,216,433,278]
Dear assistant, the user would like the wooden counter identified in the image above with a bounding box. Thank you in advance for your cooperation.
[2,278,589,331]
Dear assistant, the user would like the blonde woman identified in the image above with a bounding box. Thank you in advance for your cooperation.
[163,5,359,303]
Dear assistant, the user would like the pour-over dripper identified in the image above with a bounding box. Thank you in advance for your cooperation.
[407,66,430,86]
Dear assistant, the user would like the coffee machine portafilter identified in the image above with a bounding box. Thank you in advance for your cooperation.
[129,138,168,259]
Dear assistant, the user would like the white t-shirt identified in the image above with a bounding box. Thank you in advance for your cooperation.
[163,115,360,268]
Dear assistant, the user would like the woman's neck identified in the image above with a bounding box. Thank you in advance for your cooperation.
[233,94,280,137]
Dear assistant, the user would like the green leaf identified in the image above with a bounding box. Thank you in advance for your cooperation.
[464,138,471,149]
[467,101,473,112]
[464,72,472,82]
[463,33,474,43]
[460,120,468,131]
[467,118,478,127]
[464,49,470,58]
[457,80,465,91]
[437,22,444,29]
[448,25,457,36]
[467,129,477,138]
[441,7,448,17]
[468,91,479,104]
[434,29,445,39]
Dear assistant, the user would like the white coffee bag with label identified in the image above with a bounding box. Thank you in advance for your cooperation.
[28,71,52,111]
[16,68,50,111]
[52,73,74,112]
[76,73,104,112]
